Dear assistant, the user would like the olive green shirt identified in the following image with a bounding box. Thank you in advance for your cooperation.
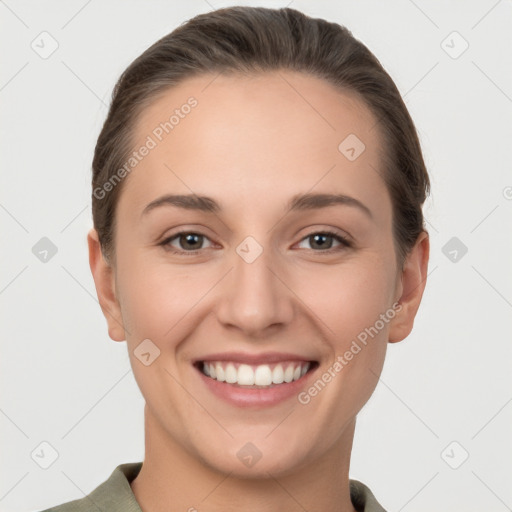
[39,462,387,512]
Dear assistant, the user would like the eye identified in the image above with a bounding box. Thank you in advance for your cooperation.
[159,229,352,256]
[159,231,214,254]
[296,230,352,252]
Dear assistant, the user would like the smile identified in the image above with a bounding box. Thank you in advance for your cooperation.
[200,360,313,387]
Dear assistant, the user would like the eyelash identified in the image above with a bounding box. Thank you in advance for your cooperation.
[158,230,352,256]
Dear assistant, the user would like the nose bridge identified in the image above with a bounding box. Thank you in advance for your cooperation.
[216,235,293,334]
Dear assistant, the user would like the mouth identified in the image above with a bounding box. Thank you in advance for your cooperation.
[193,359,319,389]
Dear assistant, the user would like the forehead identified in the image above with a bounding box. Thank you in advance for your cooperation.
[120,70,389,221]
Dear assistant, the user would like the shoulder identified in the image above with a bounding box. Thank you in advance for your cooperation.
[36,462,143,512]
[37,495,90,512]
[349,479,388,512]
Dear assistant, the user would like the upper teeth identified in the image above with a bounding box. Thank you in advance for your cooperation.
[202,361,310,386]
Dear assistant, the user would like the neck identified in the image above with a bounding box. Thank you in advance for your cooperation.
[131,406,358,512]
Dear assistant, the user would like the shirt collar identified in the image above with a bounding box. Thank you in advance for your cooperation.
[85,462,387,512]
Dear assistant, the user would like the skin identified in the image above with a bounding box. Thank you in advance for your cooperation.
[88,70,429,512]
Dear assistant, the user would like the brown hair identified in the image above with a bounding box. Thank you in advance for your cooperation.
[92,6,430,268]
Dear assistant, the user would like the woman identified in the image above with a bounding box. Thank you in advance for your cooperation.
[42,6,429,512]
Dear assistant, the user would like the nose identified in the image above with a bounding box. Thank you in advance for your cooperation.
[215,242,294,337]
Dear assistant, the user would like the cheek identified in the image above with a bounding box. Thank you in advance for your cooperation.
[116,251,201,342]
[295,256,397,343]
[295,259,394,415]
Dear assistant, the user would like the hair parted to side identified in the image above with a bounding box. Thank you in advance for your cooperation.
[92,5,430,269]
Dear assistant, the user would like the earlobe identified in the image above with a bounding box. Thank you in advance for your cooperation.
[87,228,126,342]
[388,231,430,343]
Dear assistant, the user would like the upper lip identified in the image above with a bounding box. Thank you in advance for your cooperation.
[194,352,317,365]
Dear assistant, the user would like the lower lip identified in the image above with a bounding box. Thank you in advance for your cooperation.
[195,363,318,408]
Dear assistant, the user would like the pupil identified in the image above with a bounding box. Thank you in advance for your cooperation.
[312,234,331,249]
[182,233,201,249]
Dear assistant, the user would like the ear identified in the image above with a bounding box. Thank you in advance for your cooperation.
[388,231,430,343]
[87,228,126,342]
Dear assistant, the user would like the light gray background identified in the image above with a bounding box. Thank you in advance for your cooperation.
[1,1,511,511]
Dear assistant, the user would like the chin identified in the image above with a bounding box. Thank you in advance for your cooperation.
[196,437,311,479]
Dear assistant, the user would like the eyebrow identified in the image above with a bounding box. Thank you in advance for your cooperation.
[141,192,373,219]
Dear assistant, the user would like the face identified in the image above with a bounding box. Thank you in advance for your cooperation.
[89,70,428,478]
